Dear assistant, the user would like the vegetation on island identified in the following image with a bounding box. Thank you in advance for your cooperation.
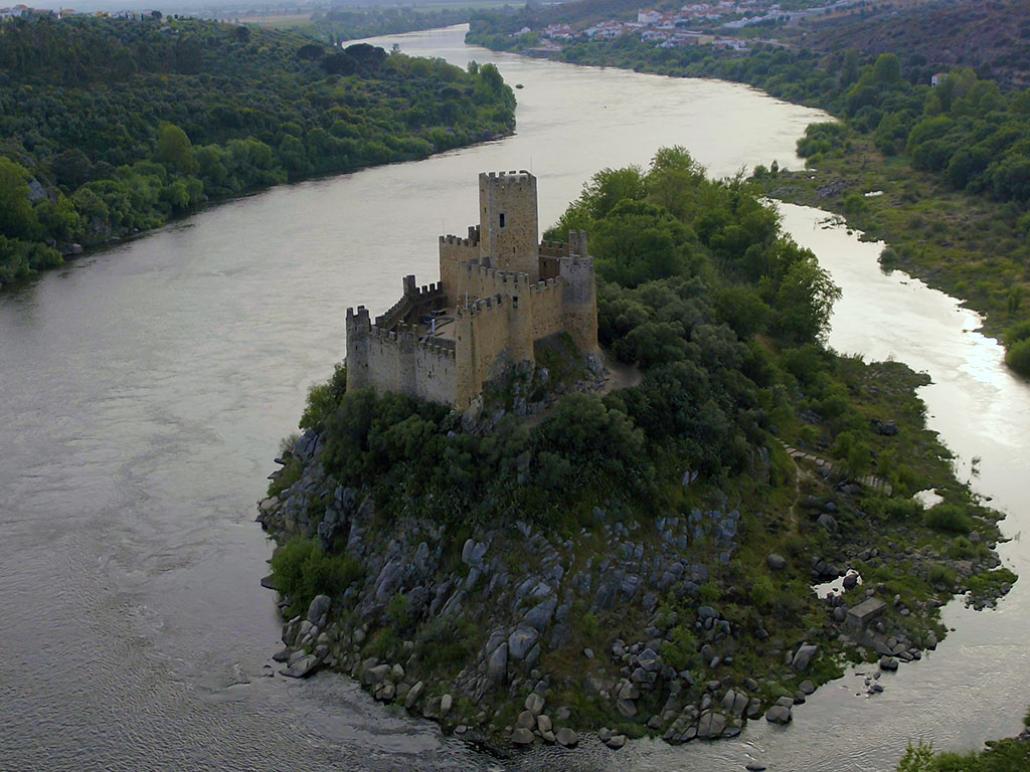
[897,706,1030,771]
[261,149,1013,744]
[0,16,515,286]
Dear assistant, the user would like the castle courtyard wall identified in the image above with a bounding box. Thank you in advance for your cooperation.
[528,279,565,341]
[439,234,481,306]
[414,343,457,404]
[365,330,416,398]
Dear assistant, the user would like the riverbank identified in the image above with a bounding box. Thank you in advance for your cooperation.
[257,156,1015,751]
[755,135,1030,376]
[898,708,1030,770]
[0,17,516,290]
[463,24,1030,378]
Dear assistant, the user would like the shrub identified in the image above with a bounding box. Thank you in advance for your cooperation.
[1003,320,1030,347]
[923,504,973,534]
[365,627,401,659]
[386,593,413,631]
[299,363,347,430]
[579,611,600,640]
[750,574,776,611]
[415,616,479,672]
[927,564,957,590]
[1005,337,1030,377]
[884,497,924,522]
[947,536,977,559]
[663,626,699,671]
[270,537,363,615]
[698,581,722,603]
[267,456,302,498]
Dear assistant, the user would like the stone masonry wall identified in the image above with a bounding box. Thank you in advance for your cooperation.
[479,171,539,280]
[439,229,481,307]
[528,279,564,341]
[414,342,457,404]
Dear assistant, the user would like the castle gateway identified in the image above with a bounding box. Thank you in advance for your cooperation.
[346,171,599,409]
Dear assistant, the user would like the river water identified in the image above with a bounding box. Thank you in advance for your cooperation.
[1,24,1025,772]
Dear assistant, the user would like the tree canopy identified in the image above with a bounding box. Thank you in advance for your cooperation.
[0,16,515,285]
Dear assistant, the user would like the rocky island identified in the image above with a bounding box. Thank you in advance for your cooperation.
[258,154,1014,752]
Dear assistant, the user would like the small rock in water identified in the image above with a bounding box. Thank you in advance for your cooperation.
[879,656,899,672]
[272,647,291,663]
[606,734,627,750]
[280,654,320,679]
[746,763,767,771]
[511,728,534,746]
[765,705,792,724]
[555,727,579,748]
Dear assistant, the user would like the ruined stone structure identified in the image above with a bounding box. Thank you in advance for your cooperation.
[346,171,598,409]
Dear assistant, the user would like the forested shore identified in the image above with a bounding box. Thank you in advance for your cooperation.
[0,16,515,286]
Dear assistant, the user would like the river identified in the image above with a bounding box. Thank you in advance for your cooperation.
[1,24,1025,772]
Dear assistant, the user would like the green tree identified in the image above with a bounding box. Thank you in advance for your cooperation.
[872,53,901,85]
[156,122,198,175]
[773,250,841,343]
[593,199,691,286]
[0,158,39,239]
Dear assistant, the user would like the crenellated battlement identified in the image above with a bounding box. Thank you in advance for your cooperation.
[465,262,530,286]
[457,292,507,317]
[418,337,456,357]
[346,172,597,408]
[480,170,534,188]
[528,277,561,294]
[414,281,443,298]
[346,304,371,327]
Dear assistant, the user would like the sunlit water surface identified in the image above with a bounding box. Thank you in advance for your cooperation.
[1,25,1026,772]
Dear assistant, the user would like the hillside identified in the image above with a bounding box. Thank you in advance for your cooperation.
[0,16,515,286]
[798,0,1030,91]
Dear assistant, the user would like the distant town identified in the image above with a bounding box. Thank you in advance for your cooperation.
[527,0,869,52]
[0,4,166,19]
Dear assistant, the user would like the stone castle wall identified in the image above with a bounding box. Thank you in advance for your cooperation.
[455,262,530,304]
[455,295,516,405]
[346,173,598,409]
[528,278,564,341]
[439,227,480,307]
[347,311,458,405]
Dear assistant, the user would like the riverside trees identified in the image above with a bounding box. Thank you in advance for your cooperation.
[0,16,516,285]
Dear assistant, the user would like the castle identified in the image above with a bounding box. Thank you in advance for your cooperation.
[345,171,599,409]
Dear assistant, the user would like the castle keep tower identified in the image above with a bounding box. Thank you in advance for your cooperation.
[479,171,540,279]
[345,172,598,409]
